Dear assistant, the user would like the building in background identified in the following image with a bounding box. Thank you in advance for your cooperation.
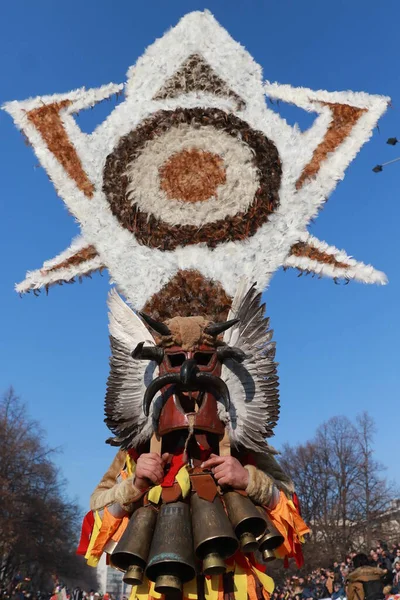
[97,554,130,599]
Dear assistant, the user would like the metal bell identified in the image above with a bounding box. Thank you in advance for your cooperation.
[257,513,284,552]
[146,502,196,594]
[223,492,267,553]
[110,506,157,585]
[191,493,239,575]
[261,549,277,563]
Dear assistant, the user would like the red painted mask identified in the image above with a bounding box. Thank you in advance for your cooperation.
[133,314,245,439]
[157,344,225,436]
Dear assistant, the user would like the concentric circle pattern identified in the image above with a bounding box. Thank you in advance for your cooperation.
[160,148,226,204]
[103,108,282,250]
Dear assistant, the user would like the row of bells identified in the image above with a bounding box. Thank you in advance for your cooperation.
[110,491,284,595]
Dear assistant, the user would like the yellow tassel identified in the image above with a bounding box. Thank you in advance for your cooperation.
[233,564,248,600]
[125,454,136,477]
[176,466,190,498]
[184,578,198,599]
[135,579,150,600]
[251,567,274,594]
[85,511,102,566]
[205,576,220,600]
[148,485,162,504]
[149,582,162,599]
[129,586,137,600]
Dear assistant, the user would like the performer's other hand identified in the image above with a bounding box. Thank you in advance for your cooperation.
[134,452,171,491]
[201,454,249,490]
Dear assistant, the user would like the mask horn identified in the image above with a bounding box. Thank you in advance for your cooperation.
[132,342,164,364]
[204,319,240,337]
[216,346,247,363]
[139,312,171,336]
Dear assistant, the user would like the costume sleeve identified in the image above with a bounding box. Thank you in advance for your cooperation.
[90,450,144,514]
[244,464,280,508]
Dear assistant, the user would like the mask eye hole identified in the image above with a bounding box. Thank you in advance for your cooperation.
[168,353,186,368]
[194,352,214,366]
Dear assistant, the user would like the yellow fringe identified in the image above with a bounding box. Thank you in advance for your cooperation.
[84,511,102,567]
[234,565,248,600]
[184,578,198,599]
[148,582,161,599]
[204,576,220,600]
[176,465,190,498]
[148,485,162,504]
[252,566,274,594]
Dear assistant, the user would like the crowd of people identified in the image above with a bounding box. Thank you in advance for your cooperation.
[272,541,400,600]
[0,588,119,600]
[2,542,400,600]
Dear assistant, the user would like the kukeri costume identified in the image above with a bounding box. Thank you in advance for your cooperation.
[5,9,388,600]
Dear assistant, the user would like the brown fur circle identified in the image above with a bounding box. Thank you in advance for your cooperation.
[159,149,226,202]
[103,108,282,251]
[142,269,232,322]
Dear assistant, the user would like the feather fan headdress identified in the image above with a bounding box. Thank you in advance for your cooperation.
[4,11,389,446]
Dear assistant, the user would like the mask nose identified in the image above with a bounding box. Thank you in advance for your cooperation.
[180,359,199,386]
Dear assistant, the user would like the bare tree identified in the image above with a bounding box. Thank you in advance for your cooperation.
[352,412,396,548]
[0,387,98,592]
[280,413,396,564]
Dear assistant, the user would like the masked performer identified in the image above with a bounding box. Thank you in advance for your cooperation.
[82,284,308,599]
[5,9,389,600]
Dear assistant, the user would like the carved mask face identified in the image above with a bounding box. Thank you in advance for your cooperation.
[133,314,245,437]
[157,343,224,436]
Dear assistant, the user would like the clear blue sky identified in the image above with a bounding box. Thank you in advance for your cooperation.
[0,0,399,509]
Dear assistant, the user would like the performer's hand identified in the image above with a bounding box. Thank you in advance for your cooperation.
[201,454,249,490]
[134,452,170,491]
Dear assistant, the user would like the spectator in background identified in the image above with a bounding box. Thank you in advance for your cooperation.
[370,551,379,567]
[333,561,340,574]
[392,561,400,594]
[332,582,345,600]
[393,547,400,567]
[323,570,334,596]
[378,549,392,572]
[301,576,316,600]
[347,553,393,600]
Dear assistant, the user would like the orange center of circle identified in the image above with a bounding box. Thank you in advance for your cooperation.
[159,149,227,203]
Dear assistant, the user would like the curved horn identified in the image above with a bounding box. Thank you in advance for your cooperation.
[195,372,231,412]
[132,341,164,364]
[139,312,171,336]
[216,346,247,363]
[143,373,180,416]
[180,359,199,386]
[204,318,240,337]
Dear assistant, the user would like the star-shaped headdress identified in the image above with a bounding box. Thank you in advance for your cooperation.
[4,10,388,315]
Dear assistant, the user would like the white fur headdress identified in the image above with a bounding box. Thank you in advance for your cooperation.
[4,10,388,310]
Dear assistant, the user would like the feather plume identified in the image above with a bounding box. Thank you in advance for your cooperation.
[104,289,159,449]
[221,284,280,452]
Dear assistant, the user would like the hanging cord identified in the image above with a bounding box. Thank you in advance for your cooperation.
[183,413,195,464]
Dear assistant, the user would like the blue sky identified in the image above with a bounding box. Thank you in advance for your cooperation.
[0,0,399,509]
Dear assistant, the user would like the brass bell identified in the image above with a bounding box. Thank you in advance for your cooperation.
[191,493,239,576]
[261,549,276,563]
[110,506,157,585]
[258,521,284,552]
[223,492,267,553]
[146,502,196,594]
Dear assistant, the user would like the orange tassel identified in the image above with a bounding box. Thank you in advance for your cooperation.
[91,507,123,557]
